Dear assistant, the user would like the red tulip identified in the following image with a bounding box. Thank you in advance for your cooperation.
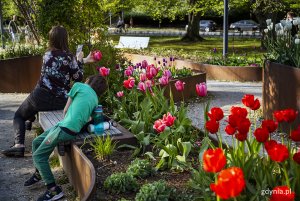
[290,126,300,142]
[175,80,185,92]
[264,140,278,151]
[269,186,295,201]
[236,118,251,134]
[145,80,153,89]
[116,91,124,98]
[266,142,289,162]
[231,106,248,118]
[159,76,169,86]
[210,167,245,200]
[98,67,110,76]
[92,50,102,61]
[225,124,236,135]
[262,120,278,133]
[196,82,207,97]
[293,152,300,165]
[273,110,284,122]
[123,77,135,89]
[208,107,224,121]
[205,119,219,134]
[282,108,298,123]
[235,132,248,141]
[242,94,260,110]
[203,148,226,173]
[153,119,166,133]
[162,112,176,127]
[254,127,269,142]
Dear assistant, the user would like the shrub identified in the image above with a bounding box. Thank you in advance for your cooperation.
[104,172,138,194]
[90,135,117,161]
[126,158,154,178]
[135,180,171,201]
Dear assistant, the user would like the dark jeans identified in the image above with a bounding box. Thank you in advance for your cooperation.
[13,85,67,145]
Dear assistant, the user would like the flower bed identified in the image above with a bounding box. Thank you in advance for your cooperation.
[124,53,262,82]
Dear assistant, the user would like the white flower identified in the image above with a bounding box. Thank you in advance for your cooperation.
[295,39,300,45]
[283,22,292,31]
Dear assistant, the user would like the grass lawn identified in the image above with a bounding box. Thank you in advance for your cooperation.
[110,35,265,64]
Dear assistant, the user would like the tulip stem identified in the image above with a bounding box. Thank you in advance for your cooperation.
[283,163,291,188]
[215,175,220,201]
[181,91,184,104]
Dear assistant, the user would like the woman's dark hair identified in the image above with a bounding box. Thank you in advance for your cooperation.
[48,26,69,51]
[86,75,108,97]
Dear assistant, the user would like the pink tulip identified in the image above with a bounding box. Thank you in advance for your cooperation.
[153,119,166,133]
[123,77,135,89]
[92,50,102,61]
[159,76,169,86]
[145,80,153,89]
[116,91,124,98]
[139,73,147,82]
[138,82,146,92]
[162,112,176,127]
[99,67,110,76]
[196,82,207,97]
[124,69,133,77]
[175,80,185,92]
[163,70,172,78]
[141,60,148,68]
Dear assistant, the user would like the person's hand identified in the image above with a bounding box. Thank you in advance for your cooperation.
[83,52,97,64]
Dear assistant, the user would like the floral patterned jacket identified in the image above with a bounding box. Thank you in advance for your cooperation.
[38,50,83,99]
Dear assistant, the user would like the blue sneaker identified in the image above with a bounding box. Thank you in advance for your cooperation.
[37,186,64,201]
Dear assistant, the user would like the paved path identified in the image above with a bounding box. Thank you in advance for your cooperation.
[0,94,73,201]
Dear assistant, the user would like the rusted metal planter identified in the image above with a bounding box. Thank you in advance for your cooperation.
[0,56,42,93]
[123,53,262,82]
[165,73,206,102]
[263,60,300,132]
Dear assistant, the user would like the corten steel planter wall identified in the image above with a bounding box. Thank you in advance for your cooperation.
[124,53,262,82]
[0,56,42,93]
[263,61,300,132]
[59,144,96,201]
[165,73,206,102]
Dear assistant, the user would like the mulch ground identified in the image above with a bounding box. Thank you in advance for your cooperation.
[82,146,195,201]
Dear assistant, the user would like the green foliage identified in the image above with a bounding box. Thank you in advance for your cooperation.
[135,180,171,201]
[205,53,262,67]
[0,44,45,60]
[155,138,192,171]
[126,158,154,178]
[90,135,117,161]
[104,172,138,194]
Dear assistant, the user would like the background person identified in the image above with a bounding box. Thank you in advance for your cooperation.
[1,25,97,157]
[8,15,22,43]
[24,75,107,201]
[286,11,298,37]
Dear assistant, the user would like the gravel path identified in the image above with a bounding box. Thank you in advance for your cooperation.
[0,94,74,201]
[0,80,262,200]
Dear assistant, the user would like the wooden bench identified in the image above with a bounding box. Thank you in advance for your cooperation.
[38,110,137,155]
[115,36,150,49]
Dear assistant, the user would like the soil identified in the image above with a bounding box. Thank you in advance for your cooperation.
[82,146,195,201]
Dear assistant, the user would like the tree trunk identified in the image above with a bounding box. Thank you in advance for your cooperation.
[181,0,203,42]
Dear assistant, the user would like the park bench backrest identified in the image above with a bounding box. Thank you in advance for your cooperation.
[115,36,150,49]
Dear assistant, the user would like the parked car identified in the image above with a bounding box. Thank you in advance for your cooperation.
[229,20,259,31]
[199,20,217,32]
